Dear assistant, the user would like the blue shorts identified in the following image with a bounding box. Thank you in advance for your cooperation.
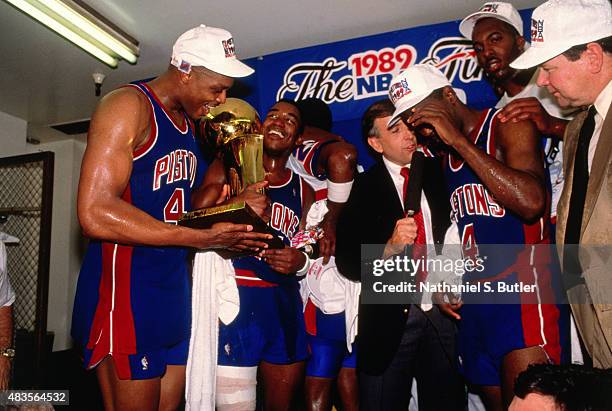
[83,337,189,380]
[218,284,308,366]
[458,302,569,386]
[305,303,356,378]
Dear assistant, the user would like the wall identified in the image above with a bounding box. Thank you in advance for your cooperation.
[24,137,86,351]
[0,111,27,155]
[0,110,85,351]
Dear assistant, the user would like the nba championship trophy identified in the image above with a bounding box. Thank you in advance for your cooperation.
[178,98,283,256]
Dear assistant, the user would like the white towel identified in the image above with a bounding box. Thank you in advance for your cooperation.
[344,278,360,352]
[300,256,361,352]
[186,251,239,411]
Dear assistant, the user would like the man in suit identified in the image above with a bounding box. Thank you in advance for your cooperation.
[510,0,612,368]
[335,99,464,410]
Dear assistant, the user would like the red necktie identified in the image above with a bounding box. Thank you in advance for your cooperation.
[401,167,427,284]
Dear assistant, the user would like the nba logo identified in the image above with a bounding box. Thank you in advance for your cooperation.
[389,79,412,104]
[179,60,191,74]
[141,356,149,371]
[222,38,236,58]
[531,19,545,43]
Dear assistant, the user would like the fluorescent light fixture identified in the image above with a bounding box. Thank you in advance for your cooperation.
[4,0,139,68]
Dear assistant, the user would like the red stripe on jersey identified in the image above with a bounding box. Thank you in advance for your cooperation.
[304,298,317,336]
[113,243,137,353]
[303,142,322,176]
[449,109,489,171]
[120,84,158,160]
[523,217,549,244]
[133,93,158,160]
[234,268,277,287]
[517,248,562,364]
[86,243,114,351]
[87,342,133,379]
[141,83,188,134]
[86,187,138,358]
[519,301,562,363]
[315,189,328,201]
[299,177,308,210]
[268,170,293,188]
[487,112,499,156]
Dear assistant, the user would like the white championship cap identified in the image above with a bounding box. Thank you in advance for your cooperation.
[459,2,523,39]
[510,0,612,69]
[170,24,254,77]
[387,64,451,127]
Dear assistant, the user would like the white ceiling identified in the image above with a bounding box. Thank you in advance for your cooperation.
[0,0,541,132]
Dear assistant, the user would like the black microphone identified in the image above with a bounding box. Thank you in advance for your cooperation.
[403,151,425,302]
[404,151,425,217]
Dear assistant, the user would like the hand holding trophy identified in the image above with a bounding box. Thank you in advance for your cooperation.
[178,98,283,257]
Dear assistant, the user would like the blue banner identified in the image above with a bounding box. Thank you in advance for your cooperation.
[240,9,532,167]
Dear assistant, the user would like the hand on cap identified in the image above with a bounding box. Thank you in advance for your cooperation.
[407,101,463,148]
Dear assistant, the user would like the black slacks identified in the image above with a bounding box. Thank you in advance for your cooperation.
[358,305,465,411]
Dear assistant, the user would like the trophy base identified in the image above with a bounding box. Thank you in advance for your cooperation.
[178,201,283,259]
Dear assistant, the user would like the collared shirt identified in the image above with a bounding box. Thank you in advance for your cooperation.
[589,79,612,172]
[381,155,433,247]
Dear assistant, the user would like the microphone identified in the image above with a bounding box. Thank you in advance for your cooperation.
[404,151,425,217]
[403,151,426,300]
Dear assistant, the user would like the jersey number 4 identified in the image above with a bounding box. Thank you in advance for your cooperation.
[164,188,185,223]
[461,223,480,261]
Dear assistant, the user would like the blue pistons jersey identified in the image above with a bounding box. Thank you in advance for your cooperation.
[445,108,551,250]
[233,170,306,285]
[71,82,206,368]
[218,169,310,367]
[445,108,568,381]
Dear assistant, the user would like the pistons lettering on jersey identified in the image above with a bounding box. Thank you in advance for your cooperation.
[153,149,197,190]
[450,183,505,220]
[269,202,300,239]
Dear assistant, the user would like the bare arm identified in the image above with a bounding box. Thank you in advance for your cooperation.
[78,88,270,250]
[316,141,358,261]
[191,157,226,209]
[191,157,271,220]
[409,103,546,222]
[0,306,12,390]
[451,119,546,221]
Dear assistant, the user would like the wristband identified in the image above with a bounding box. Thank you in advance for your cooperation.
[327,179,353,203]
[296,251,312,277]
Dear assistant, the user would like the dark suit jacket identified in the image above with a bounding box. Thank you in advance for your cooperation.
[335,157,451,375]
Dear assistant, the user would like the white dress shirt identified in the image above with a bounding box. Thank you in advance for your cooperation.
[589,80,612,172]
[382,156,434,244]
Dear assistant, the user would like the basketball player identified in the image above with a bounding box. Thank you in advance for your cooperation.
[71,25,270,411]
[288,98,359,411]
[387,64,568,410]
[197,100,314,410]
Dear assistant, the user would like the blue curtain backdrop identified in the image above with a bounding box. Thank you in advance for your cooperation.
[236,9,533,169]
